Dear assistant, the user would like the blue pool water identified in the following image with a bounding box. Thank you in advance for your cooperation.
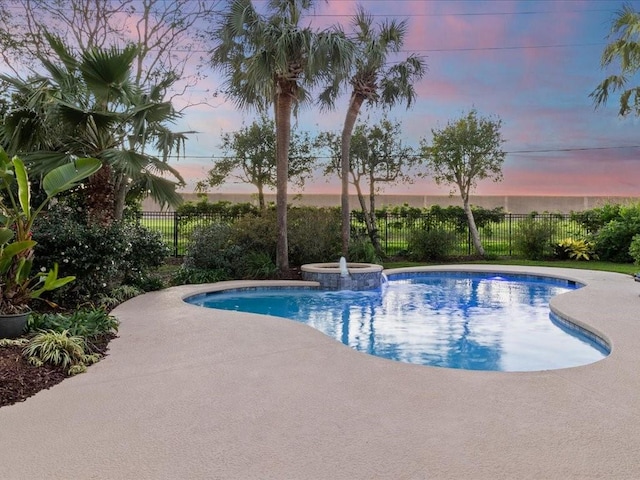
[186,272,609,372]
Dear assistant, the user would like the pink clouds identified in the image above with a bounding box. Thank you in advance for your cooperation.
[169,1,640,199]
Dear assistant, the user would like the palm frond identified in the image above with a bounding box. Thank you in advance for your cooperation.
[134,174,184,209]
[80,44,137,102]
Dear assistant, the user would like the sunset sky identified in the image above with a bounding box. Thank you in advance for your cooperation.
[172,0,640,197]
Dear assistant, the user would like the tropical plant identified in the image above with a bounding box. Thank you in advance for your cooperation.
[591,4,640,116]
[211,0,353,273]
[0,148,101,314]
[556,238,598,261]
[27,308,119,339]
[23,329,100,375]
[1,34,188,224]
[319,6,426,258]
[420,109,506,257]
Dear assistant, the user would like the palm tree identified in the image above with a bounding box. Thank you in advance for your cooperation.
[1,34,188,225]
[211,0,353,273]
[591,4,640,115]
[320,7,426,258]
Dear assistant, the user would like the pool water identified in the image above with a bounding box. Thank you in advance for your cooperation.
[186,272,609,372]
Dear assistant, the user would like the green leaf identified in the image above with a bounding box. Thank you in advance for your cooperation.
[0,240,36,272]
[14,257,32,284]
[30,263,76,299]
[0,228,14,245]
[42,158,102,198]
[0,147,9,166]
[12,157,30,219]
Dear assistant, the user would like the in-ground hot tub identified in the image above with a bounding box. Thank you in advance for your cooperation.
[301,261,383,290]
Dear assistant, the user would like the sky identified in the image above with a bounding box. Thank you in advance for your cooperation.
[170,0,640,198]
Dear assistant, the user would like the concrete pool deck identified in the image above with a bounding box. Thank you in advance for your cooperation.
[1,265,639,479]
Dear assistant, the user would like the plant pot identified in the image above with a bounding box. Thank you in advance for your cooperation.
[0,311,30,339]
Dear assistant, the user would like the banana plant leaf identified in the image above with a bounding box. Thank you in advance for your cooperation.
[42,157,102,197]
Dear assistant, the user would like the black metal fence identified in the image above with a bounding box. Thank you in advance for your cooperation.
[140,211,586,258]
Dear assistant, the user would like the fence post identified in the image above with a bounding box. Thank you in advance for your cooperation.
[508,213,512,256]
[173,211,179,257]
[384,213,388,255]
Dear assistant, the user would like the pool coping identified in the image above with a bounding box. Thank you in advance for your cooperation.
[1,265,639,479]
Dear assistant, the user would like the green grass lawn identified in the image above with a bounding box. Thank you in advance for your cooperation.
[383,259,639,275]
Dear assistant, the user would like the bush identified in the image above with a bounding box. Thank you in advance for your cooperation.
[120,223,170,287]
[348,236,380,263]
[231,213,277,260]
[27,308,119,339]
[407,228,456,261]
[230,207,341,267]
[555,238,598,261]
[237,251,278,279]
[33,206,128,306]
[593,204,640,263]
[23,330,100,375]
[183,222,240,272]
[514,218,557,260]
[171,266,229,285]
[32,204,169,307]
[572,203,622,234]
[629,234,640,265]
[287,207,341,265]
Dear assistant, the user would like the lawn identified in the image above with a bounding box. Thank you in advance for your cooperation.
[383,259,639,275]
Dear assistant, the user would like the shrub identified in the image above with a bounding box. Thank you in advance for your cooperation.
[629,234,640,265]
[230,207,341,267]
[27,308,119,339]
[593,204,640,263]
[231,213,277,259]
[571,203,622,233]
[407,228,456,261]
[514,218,557,260]
[32,204,169,307]
[183,222,239,272]
[556,238,598,261]
[348,236,380,263]
[33,206,128,305]
[120,223,170,288]
[23,330,100,375]
[287,207,341,265]
[171,266,229,285]
[238,251,277,279]
[98,285,145,310]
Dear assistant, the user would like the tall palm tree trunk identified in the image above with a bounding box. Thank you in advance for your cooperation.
[275,87,293,273]
[87,164,115,226]
[340,93,365,258]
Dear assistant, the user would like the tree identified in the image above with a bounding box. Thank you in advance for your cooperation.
[420,110,506,257]
[198,116,317,210]
[591,4,640,115]
[1,35,188,224]
[319,6,426,258]
[211,0,353,273]
[320,117,416,256]
[0,0,221,107]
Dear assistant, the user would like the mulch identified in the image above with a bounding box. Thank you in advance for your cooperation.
[0,334,115,409]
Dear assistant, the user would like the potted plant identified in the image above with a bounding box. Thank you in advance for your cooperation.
[0,147,102,338]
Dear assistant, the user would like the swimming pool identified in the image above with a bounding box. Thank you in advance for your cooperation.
[186,272,609,372]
